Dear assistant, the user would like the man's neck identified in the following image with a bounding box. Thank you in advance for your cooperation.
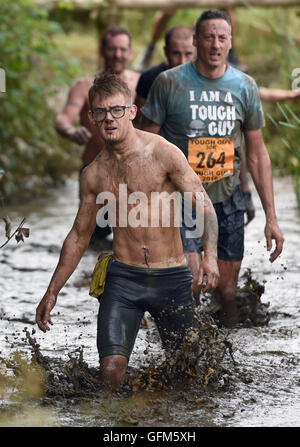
[193,60,227,79]
[103,66,128,78]
[105,127,136,159]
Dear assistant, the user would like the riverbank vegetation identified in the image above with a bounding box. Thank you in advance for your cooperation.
[0,1,300,204]
[0,0,81,202]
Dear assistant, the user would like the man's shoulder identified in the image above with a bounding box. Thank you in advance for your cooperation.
[140,62,168,81]
[128,69,140,76]
[139,129,183,157]
[154,62,192,86]
[69,75,94,99]
[80,153,109,190]
[136,62,168,98]
[125,69,141,82]
[73,75,94,89]
[138,128,168,148]
[164,61,192,77]
[227,64,258,87]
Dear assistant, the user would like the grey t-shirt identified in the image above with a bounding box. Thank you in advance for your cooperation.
[141,61,265,203]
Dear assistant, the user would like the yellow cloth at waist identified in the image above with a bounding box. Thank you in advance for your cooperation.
[89,252,114,298]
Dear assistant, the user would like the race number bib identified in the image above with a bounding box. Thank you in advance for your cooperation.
[188,137,234,183]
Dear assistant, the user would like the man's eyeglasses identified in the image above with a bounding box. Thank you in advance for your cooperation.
[89,105,131,122]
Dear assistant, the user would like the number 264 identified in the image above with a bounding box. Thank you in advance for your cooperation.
[196,151,225,169]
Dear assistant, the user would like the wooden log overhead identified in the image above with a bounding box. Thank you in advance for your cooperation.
[34,0,300,9]
[115,0,300,7]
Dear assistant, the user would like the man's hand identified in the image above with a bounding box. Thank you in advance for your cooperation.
[68,126,92,145]
[36,293,57,333]
[197,255,219,293]
[265,220,284,263]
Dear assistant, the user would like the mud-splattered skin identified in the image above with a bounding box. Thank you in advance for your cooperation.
[35,91,219,333]
[87,93,218,269]
[193,19,232,78]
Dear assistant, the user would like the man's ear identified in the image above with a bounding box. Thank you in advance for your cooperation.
[129,104,137,121]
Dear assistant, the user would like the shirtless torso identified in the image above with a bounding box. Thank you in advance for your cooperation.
[87,130,188,268]
[36,81,219,330]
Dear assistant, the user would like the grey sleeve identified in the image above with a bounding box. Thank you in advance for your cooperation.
[141,73,169,126]
[243,79,265,131]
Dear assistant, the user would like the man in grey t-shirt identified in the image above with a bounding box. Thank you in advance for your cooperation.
[141,10,284,327]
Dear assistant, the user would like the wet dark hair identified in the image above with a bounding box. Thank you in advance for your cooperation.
[100,26,131,48]
[164,25,194,49]
[195,10,231,36]
[88,72,132,109]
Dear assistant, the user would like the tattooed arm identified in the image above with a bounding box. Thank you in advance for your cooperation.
[198,194,219,292]
[55,77,92,145]
[163,141,219,291]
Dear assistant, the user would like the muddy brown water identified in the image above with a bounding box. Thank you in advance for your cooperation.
[0,176,299,427]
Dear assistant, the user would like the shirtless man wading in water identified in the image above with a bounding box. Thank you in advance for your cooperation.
[36,74,219,389]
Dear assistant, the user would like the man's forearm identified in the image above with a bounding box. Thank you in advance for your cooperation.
[259,86,300,102]
[46,230,90,297]
[247,150,277,221]
[55,115,76,141]
[193,192,218,258]
[201,204,219,258]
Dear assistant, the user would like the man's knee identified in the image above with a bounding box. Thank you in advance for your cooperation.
[216,283,237,301]
[216,259,242,301]
[100,354,128,389]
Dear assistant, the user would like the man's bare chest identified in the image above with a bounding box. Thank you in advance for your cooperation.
[98,160,169,198]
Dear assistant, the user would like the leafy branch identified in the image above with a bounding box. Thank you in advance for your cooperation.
[0,170,30,249]
[1,217,30,249]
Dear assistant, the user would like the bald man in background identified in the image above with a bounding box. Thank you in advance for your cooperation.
[134,25,196,128]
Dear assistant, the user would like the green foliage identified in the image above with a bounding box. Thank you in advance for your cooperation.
[233,6,300,175]
[237,5,300,208]
[273,104,300,210]
[1,3,300,203]
[0,0,81,202]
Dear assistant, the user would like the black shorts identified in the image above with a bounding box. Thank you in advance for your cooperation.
[180,184,246,262]
[97,261,196,359]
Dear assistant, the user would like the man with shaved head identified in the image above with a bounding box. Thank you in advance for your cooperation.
[141,10,284,326]
[134,25,196,127]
